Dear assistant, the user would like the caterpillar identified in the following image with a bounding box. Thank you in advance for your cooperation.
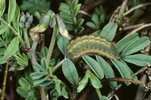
[66,35,120,59]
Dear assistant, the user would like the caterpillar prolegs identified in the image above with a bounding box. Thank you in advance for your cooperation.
[67,35,120,59]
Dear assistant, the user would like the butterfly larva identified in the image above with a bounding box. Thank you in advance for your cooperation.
[67,35,120,59]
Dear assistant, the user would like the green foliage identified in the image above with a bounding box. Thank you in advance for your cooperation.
[20,0,50,13]
[31,58,53,88]
[0,0,6,16]
[57,36,69,55]
[100,22,118,41]
[77,70,102,92]
[116,33,139,52]
[8,0,16,23]
[0,0,151,100]
[17,75,37,100]
[111,59,132,85]
[14,53,28,68]
[96,56,117,88]
[100,96,108,100]
[123,54,151,66]
[59,0,84,34]
[82,55,104,80]
[121,37,150,56]
[62,59,79,85]
[3,37,19,60]
[86,6,106,29]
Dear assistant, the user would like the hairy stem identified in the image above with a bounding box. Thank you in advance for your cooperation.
[1,63,9,100]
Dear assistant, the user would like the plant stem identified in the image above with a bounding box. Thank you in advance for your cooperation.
[23,28,30,48]
[123,23,144,31]
[46,26,58,67]
[52,58,67,73]
[31,40,47,100]
[95,88,102,99]
[1,62,9,100]
[0,17,25,47]
[31,41,38,70]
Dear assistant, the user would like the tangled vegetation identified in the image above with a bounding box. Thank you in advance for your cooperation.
[0,0,151,100]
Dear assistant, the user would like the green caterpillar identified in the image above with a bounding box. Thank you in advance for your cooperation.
[67,35,120,59]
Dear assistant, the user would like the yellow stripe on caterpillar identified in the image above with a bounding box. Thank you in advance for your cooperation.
[67,35,119,59]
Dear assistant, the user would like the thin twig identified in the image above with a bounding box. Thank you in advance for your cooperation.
[130,23,151,34]
[1,63,9,100]
[52,58,67,73]
[103,78,142,85]
[107,65,147,99]
[124,2,151,16]
[132,66,148,77]
[123,23,145,31]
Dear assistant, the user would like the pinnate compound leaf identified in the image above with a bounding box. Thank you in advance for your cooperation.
[62,59,79,85]
[116,33,139,52]
[100,22,118,41]
[111,59,132,85]
[30,72,47,80]
[123,54,151,67]
[33,62,46,72]
[4,37,19,60]
[39,80,53,88]
[96,56,117,88]
[122,37,150,56]
[19,77,31,89]
[82,55,104,79]
[32,75,49,85]
[17,87,29,97]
